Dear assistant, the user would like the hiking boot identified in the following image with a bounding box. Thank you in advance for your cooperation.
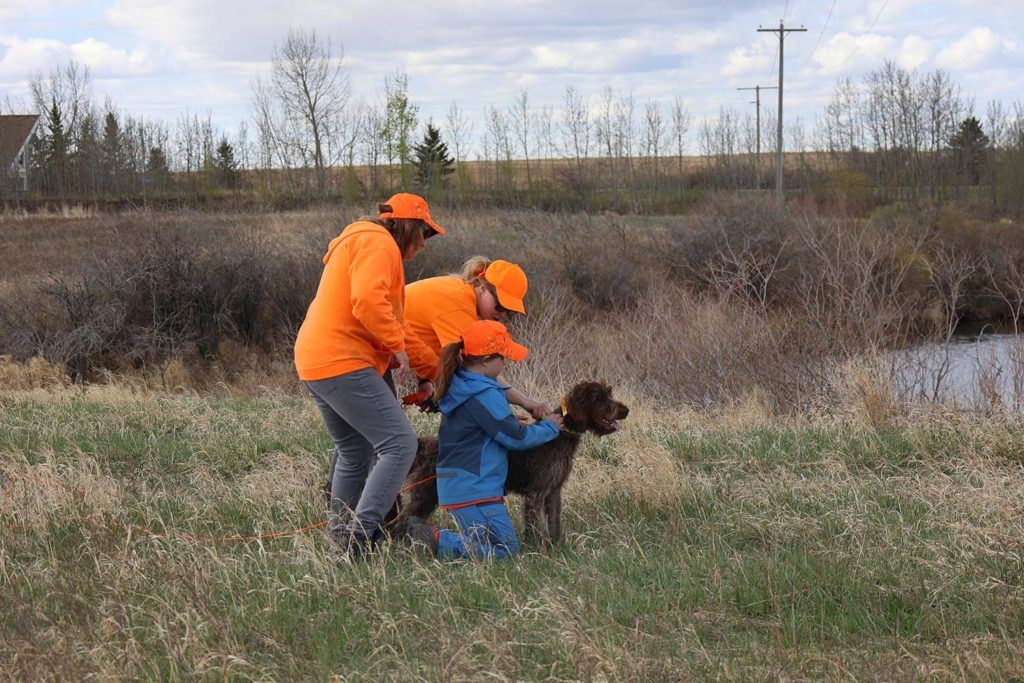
[329,530,376,564]
[404,516,439,556]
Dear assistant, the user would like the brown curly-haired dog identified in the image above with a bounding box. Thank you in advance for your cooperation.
[387,381,629,544]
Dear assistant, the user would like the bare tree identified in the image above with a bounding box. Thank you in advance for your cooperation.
[985,100,1009,211]
[510,89,533,192]
[595,86,616,191]
[643,100,665,190]
[486,106,512,194]
[670,97,691,195]
[252,28,351,197]
[925,250,981,400]
[382,71,418,191]
[29,60,93,200]
[560,86,590,199]
[29,60,92,141]
[359,100,386,195]
[615,91,637,200]
[445,101,473,197]
[700,107,741,189]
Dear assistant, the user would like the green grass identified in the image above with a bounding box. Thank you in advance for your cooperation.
[2,388,1024,679]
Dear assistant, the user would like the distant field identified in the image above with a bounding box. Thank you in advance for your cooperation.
[3,387,1023,679]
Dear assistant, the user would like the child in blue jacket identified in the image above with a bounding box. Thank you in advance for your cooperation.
[405,320,563,559]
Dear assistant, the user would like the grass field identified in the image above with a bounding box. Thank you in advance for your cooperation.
[3,386,1023,680]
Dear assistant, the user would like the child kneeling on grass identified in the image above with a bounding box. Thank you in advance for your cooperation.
[405,320,564,558]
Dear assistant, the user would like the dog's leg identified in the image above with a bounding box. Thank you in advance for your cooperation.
[382,498,402,534]
[544,489,563,543]
[522,493,546,545]
[387,484,439,535]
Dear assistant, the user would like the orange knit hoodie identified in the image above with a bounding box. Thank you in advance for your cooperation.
[294,221,438,381]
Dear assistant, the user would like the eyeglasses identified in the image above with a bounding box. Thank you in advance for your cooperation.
[421,225,436,239]
[486,284,509,313]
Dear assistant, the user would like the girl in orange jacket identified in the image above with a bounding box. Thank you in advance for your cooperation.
[295,193,442,560]
[404,257,551,418]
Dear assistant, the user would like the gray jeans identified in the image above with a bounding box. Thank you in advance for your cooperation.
[305,368,417,544]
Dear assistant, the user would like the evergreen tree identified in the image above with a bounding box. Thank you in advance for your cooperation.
[146,146,170,192]
[214,137,239,189]
[101,110,127,194]
[949,116,990,185]
[40,98,70,199]
[72,113,100,197]
[413,123,454,190]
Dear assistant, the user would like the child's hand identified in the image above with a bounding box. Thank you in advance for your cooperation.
[546,412,565,429]
[524,399,553,420]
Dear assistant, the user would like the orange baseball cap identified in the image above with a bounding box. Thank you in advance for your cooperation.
[461,320,528,362]
[483,260,527,314]
[380,193,445,235]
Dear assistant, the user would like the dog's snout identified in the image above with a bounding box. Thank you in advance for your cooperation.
[617,403,630,419]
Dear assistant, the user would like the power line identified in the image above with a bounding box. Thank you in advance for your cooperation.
[767,0,790,77]
[738,85,777,190]
[757,21,807,208]
[800,0,840,68]
[824,0,890,71]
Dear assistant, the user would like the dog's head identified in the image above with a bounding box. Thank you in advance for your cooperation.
[561,381,630,436]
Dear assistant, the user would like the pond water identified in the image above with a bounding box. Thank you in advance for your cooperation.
[891,333,1024,406]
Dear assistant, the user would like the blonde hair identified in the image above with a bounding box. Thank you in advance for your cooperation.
[453,256,490,285]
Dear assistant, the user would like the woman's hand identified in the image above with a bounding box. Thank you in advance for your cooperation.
[393,351,414,383]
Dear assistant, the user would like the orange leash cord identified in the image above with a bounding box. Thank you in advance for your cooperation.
[397,474,436,495]
[2,471,439,543]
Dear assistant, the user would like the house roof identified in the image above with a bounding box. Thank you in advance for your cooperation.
[0,114,40,168]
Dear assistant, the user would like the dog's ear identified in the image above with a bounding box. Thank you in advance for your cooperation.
[564,381,611,422]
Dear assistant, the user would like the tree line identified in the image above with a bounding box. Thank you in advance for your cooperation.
[4,28,1024,215]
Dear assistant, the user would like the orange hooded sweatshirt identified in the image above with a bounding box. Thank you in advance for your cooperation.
[294,221,438,381]
[404,275,479,358]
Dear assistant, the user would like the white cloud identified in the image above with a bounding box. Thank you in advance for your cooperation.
[935,27,1006,70]
[0,35,151,81]
[898,34,931,70]
[674,29,724,54]
[0,0,69,20]
[721,44,771,78]
[811,32,897,73]
[864,0,918,26]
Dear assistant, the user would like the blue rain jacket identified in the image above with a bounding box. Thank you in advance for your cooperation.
[436,369,560,508]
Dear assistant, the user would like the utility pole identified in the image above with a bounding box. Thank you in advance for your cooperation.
[737,84,777,190]
[758,21,806,208]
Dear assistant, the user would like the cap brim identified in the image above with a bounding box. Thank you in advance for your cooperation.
[494,288,526,315]
[502,340,528,362]
[426,218,445,235]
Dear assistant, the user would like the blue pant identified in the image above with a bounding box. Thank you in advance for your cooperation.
[437,502,520,560]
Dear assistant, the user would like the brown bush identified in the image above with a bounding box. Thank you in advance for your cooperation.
[1,201,1022,402]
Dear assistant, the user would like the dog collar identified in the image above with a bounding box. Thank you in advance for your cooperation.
[558,398,583,438]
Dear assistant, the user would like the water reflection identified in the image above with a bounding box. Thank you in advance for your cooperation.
[891,333,1024,406]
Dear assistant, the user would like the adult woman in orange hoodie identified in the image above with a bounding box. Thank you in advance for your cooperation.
[404,257,551,418]
[295,193,442,559]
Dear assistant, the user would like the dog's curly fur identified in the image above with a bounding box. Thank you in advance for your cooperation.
[387,381,629,543]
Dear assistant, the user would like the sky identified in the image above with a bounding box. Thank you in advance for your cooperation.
[1,0,1022,152]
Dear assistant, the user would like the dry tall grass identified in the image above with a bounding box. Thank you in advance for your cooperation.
[2,385,1023,679]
